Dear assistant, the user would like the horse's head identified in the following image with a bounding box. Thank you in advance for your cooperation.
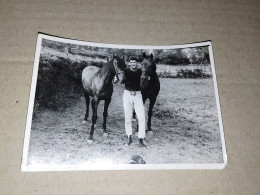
[112,55,126,84]
[140,53,156,89]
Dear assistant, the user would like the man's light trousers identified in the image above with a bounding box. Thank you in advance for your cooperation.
[123,90,145,139]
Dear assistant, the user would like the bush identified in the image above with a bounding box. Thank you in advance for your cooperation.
[157,68,212,79]
[34,55,103,110]
[176,69,211,79]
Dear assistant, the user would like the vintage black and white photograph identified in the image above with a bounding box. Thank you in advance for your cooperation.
[22,34,227,171]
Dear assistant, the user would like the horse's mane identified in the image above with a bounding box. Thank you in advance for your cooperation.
[99,59,114,77]
[99,56,125,78]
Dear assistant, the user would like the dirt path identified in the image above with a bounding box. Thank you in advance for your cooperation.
[28,78,223,166]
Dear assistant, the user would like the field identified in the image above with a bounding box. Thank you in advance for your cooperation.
[27,78,223,166]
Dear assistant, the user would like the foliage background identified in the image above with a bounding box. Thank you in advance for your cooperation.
[36,39,212,110]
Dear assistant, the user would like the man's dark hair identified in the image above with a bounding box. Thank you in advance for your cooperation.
[129,56,137,61]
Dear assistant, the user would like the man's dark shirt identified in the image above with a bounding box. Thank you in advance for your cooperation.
[124,68,142,91]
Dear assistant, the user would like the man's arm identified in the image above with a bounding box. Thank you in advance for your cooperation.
[137,63,142,69]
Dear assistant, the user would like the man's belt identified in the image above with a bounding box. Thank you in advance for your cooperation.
[126,89,140,96]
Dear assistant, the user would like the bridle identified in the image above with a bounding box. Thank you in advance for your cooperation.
[142,68,152,75]
[112,58,125,84]
[141,54,155,82]
[141,67,152,81]
[113,59,125,76]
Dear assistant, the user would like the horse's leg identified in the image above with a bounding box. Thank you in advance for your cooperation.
[89,96,99,141]
[132,111,136,121]
[83,91,90,122]
[102,97,111,136]
[147,97,156,133]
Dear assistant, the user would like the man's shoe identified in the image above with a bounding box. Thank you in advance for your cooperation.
[139,139,148,148]
[125,135,132,146]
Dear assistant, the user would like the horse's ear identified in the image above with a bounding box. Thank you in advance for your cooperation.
[150,53,153,59]
[143,53,146,58]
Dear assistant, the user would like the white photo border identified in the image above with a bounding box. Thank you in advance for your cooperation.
[21,33,227,172]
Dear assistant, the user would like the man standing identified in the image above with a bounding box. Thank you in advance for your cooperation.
[123,56,147,147]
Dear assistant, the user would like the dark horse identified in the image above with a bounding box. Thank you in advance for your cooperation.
[134,53,160,133]
[82,55,126,142]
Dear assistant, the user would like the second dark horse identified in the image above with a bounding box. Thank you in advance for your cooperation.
[82,55,126,143]
[134,53,160,134]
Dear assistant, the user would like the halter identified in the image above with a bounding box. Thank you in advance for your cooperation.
[142,68,152,75]
[113,59,125,76]
[141,67,152,81]
[112,59,125,84]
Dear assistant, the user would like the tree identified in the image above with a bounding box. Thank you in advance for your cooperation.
[181,46,209,65]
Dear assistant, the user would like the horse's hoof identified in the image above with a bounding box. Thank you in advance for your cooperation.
[147,130,153,135]
[132,118,136,122]
[138,142,149,149]
[87,139,93,144]
[103,132,108,137]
